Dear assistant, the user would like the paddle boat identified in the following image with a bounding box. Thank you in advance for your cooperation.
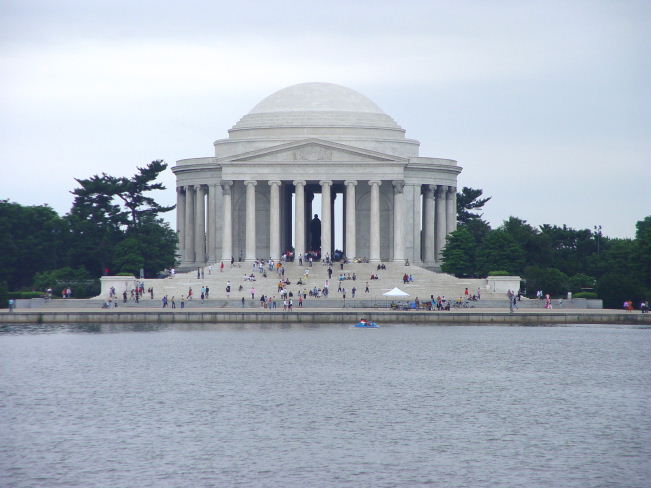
[354,319,379,328]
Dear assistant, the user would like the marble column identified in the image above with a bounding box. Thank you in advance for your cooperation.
[423,184,436,264]
[268,180,281,260]
[206,184,217,263]
[330,192,335,254]
[320,180,332,260]
[345,180,357,259]
[435,185,447,260]
[283,187,292,254]
[244,180,257,261]
[305,191,314,251]
[220,181,233,262]
[369,180,381,263]
[195,185,206,264]
[176,187,186,259]
[392,180,405,263]
[446,186,456,235]
[184,185,195,264]
[293,180,306,259]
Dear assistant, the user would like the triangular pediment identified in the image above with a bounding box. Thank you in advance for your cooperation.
[222,138,408,163]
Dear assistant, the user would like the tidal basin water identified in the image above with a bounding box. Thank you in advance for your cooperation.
[1,323,649,488]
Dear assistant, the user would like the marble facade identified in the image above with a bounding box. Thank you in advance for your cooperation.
[172,83,461,268]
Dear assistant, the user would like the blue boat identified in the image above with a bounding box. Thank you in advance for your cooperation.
[354,320,379,328]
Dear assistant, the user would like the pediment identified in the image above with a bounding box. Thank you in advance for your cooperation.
[224,138,407,163]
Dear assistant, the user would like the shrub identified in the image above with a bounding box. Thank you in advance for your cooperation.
[9,291,44,299]
[488,270,510,276]
[573,292,598,299]
[32,267,100,299]
[116,272,135,276]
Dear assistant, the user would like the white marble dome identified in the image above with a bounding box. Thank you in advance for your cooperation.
[248,82,385,114]
[217,82,419,159]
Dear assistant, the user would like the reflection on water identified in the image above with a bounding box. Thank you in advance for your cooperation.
[1,324,649,488]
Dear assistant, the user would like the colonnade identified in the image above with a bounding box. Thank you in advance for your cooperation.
[176,181,456,267]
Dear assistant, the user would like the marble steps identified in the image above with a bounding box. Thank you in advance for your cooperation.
[139,262,498,301]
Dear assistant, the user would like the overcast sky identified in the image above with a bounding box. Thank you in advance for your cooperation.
[1,0,649,238]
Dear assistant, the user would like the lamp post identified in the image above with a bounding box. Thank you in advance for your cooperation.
[594,225,602,255]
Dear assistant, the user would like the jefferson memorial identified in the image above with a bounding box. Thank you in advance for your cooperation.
[172,83,461,269]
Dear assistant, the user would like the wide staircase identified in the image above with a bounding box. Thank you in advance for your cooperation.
[136,261,499,304]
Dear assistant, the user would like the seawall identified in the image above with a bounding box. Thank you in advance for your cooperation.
[1,309,650,326]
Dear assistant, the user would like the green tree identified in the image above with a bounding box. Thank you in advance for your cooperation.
[476,229,526,276]
[67,161,176,276]
[0,200,69,290]
[112,237,146,275]
[597,272,646,309]
[462,217,492,244]
[441,227,477,277]
[524,266,570,296]
[112,217,177,276]
[634,217,651,287]
[501,217,553,267]
[456,187,491,225]
[113,160,176,227]
[538,224,598,276]
[133,217,177,276]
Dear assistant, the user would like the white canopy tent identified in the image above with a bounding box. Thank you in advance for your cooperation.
[383,287,410,297]
[382,287,410,309]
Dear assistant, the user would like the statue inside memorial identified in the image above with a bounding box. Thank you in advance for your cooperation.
[310,214,321,252]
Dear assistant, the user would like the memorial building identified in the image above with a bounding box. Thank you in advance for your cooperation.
[172,82,461,269]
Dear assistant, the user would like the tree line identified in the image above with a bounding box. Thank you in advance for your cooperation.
[0,161,176,299]
[444,188,650,308]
